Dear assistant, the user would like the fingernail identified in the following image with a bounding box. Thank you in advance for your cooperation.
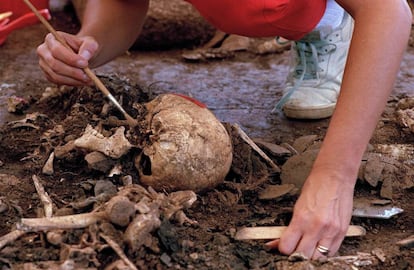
[77,59,88,67]
[80,50,92,60]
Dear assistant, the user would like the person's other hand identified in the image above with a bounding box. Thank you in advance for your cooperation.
[265,168,355,260]
[37,31,98,86]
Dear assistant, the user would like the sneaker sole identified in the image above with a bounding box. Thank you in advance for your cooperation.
[282,103,335,120]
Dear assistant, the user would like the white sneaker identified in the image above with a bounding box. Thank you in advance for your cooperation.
[275,13,354,119]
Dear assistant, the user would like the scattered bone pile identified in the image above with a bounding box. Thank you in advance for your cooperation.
[2,178,196,270]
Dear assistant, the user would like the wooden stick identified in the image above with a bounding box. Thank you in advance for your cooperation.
[235,225,366,240]
[23,0,137,127]
[233,124,280,172]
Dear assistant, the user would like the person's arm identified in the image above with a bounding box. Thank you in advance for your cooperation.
[37,0,149,86]
[267,0,412,259]
[77,0,149,67]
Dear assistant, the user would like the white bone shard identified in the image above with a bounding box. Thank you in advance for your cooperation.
[74,125,133,159]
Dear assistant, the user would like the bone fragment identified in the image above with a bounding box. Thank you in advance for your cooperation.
[60,245,100,268]
[100,233,138,270]
[18,211,107,231]
[54,140,76,158]
[0,230,25,250]
[0,176,55,250]
[105,196,136,227]
[396,108,414,133]
[124,209,161,252]
[18,195,135,231]
[32,175,53,218]
[74,125,132,159]
[46,230,66,246]
[396,234,414,248]
[42,152,55,175]
[104,260,130,270]
[327,252,376,267]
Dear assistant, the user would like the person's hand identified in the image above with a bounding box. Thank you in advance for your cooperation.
[37,31,99,86]
[265,168,355,260]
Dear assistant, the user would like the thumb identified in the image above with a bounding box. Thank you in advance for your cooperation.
[78,36,99,62]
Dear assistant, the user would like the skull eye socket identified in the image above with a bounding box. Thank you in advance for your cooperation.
[139,153,152,176]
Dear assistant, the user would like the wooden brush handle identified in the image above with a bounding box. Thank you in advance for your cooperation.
[23,0,137,126]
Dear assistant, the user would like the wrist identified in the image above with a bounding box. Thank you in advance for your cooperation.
[310,160,359,188]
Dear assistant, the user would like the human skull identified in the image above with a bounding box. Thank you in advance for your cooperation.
[135,94,233,192]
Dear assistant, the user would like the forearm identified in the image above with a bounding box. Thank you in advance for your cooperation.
[313,0,412,181]
[77,0,149,67]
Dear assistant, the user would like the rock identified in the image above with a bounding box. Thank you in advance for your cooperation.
[280,150,319,189]
[258,184,297,200]
[363,154,385,187]
[292,135,319,153]
[380,175,393,200]
[253,139,292,158]
[94,180,117,197]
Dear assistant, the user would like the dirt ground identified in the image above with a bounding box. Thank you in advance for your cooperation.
[0,5,413,270]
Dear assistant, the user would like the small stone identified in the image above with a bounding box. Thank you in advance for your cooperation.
[254,139,292,158]
[371,199,391,206]
[380,177,393,200]
[372,248,386,262]
[85,151,115,173]
[160,253,172,267]
[94,180,117,197]
[258,184,297,200]
[292,135,318,153]
[364,154,385,187]
[189,252,199,260]
[281,150,319,189]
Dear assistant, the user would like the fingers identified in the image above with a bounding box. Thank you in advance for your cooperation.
[265,196,351,259]
[313,242,331,258]
[276,223,303,255]
[267,226,340,260]
[265,218,349,260]
[38,57,91,86]
[36,32,98,86]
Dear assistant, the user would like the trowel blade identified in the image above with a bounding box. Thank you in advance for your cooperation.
[352,205,404,219]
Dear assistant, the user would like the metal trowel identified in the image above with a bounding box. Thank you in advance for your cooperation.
[352,205,404,219]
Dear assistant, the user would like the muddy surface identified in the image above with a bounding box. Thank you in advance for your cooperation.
[0,6,413,270]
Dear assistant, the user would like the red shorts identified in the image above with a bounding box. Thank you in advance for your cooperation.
[186,0,326,40]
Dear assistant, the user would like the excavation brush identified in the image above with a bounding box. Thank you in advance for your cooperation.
[23,0,138,127]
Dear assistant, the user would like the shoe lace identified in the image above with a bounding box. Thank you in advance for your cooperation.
[273,38,336,112]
